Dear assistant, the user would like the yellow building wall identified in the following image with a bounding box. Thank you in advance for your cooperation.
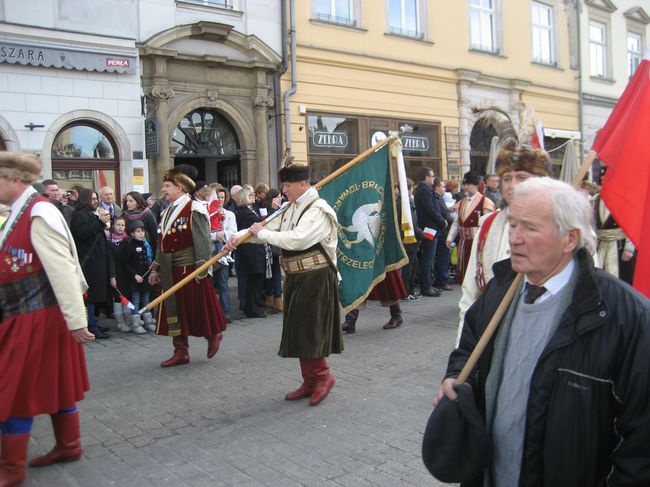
[284,0,580,175]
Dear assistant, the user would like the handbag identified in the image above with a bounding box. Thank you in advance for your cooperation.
[421,273,523,483]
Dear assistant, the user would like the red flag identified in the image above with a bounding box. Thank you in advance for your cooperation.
[591,51,650,297]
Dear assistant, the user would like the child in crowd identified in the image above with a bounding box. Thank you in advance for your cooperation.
[108,216,135,333]
[124,220,155,333]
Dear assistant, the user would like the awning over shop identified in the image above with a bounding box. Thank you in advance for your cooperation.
[0,39,137,75]
[543,128,581,139]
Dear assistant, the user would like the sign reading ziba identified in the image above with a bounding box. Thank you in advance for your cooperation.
[311,131,349,149]
[402,135,429,152]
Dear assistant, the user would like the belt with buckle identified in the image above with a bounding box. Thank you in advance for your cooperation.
[281,250,329,274]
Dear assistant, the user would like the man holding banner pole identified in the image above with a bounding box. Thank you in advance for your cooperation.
[226,160,343,406]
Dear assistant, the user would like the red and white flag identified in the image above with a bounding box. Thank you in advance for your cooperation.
[120,294,136,310]
[423,227,437,240]
[532,119,545,151]
[591,48,650,298]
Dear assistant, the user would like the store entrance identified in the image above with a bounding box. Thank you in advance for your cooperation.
[171,108,241,188]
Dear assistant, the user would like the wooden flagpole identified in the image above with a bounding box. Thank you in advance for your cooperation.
[139,134,399,314]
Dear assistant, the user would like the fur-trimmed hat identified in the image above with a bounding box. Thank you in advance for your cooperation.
[278,153,310,183]
[495,149,553,178]
[163,168,196,193]
[462,171,481,186]
[0,152,41,184]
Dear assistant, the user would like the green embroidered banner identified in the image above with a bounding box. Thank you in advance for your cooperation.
[319,144,408,311]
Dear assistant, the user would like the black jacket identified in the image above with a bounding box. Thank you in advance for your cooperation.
[446,248,650,487]
[435,192,454,239]
[234,206,266,275]
[124,239,153,293]
[70,208,115,303]
[414,182,445,232]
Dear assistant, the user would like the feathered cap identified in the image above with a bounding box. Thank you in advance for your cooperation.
[473,107,553,178]
[278,151,310,183]
[163,166,196,193]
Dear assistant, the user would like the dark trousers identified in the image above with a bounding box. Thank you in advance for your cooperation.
[245,273,265,316]
[433,239,451,286]
[264,255,282,298]
[402,250,419,295]
[418,238,437,292]
[234,250,248,310]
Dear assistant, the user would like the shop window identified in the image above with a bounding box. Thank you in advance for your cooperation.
[306,112,441,182]
[52,123,120,198]
[308,115,359,155]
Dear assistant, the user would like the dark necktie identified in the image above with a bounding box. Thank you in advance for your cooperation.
[524,282,547,304]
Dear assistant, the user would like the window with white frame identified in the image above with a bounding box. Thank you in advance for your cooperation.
[627,32,642,77]
[531,1,555,65]
[470,0,498,53]
[589,20,607,77]
[314,0,356,26]
[387,0,423,39]
[180,0,232,8]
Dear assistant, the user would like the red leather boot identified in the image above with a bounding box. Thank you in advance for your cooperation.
[29,411,81,467]
[308,358,335,406]
[160,336,189,367]
[0,433,30,486]
[206,333,222,359]
[285,358,313,401]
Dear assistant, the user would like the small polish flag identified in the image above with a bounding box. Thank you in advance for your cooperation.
[423,227,437,240]
[120,295,136,310]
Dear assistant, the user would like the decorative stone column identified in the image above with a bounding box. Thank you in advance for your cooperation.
[254,95,274,184]
[145,85,175,193]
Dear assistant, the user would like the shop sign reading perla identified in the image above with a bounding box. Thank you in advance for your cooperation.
[0,39,136,75]
[312,131,349,149]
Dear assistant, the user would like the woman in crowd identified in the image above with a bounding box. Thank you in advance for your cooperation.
[234,184,267,318]
[261,188,284,312]
[70,188,115,339]
[122,191,158,253]
[209,183,237,322]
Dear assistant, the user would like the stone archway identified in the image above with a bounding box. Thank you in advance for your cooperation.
[139,21,281,192]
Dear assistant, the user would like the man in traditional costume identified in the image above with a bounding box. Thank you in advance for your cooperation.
[455,149,552,345]
[445,171,495,284]
[594,193,636,285]
[148,168,227,368]
[0,152,93,486]
[341,270,409,334]
[227,162,343,406]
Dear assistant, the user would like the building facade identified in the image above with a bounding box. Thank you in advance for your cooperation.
[0,0,282,199]
[578,0,649,179]
[281,0,582,182]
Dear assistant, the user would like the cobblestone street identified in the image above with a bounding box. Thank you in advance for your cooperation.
[25,286,461,487]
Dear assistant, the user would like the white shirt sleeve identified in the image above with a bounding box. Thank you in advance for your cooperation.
[31,217,88,331]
